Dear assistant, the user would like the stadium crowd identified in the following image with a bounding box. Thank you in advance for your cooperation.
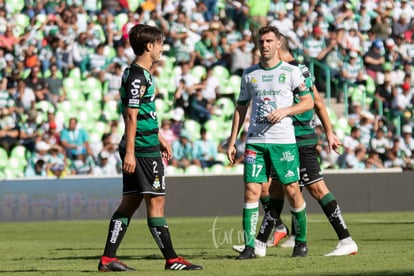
[0,0,414,178]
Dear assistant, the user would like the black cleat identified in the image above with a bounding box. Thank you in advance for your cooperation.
[98,259,136,272]
[292,241,308,257]
[165,257,203,270]
[236,246,256,260]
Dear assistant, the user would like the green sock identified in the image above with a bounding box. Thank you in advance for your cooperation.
[242,202,259,248]
[291,203,307,243]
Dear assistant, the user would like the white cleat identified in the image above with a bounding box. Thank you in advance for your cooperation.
[232,239,267,257]
[280,235,296,248]
[324,237,358,256]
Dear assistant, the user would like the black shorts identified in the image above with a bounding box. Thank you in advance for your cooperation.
[298,145,324,187]
[122,156,166,196]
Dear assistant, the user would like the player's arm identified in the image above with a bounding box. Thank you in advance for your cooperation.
[226,103,248,164]
[313,85,342,153]
[268,93,313,124]
[123,106,138,174]
[159,133,172,160]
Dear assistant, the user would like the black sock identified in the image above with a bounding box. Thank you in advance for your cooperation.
[148,217,178,260]
[256,199,284,242]
[320,193,350,240]
[103,211,130,258]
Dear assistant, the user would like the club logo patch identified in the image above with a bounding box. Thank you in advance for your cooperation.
[244,149,257,164]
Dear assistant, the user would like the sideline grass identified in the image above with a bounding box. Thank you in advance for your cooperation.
[1,212,414,275]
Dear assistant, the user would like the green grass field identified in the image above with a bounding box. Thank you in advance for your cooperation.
[1,212,414,275]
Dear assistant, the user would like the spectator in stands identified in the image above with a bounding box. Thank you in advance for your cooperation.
[102,62,122,102]
[365,149,384,169]
[0,105,19,153]
[194,29,220,67]
[25,140,50,175]
[303,26,326,60]
[170,107,185,138]
[384,137,410,169]
[189,87,213,125]
[364,39,386,83]
[392,82,413,121]
[373,73,395,114]
[13,79,35,116]
[47,144,67,178]
[70,151,95,175]
[340,51,365,88]
[72,32,90,75]
[0,28,17,53]
[370,127,391,162]
[347,146,367,169]
[93,150,118,176]
[337,126,362,168]
[400,124,414,158]
[88,43,111,80]
[60,117,92,160]
[18,109,39,153]
[192,127,222,170]
[45,63,65,105]
[25,65,49,102]
[42,120,62,147]
[25,159,47,177]
[170,130,194,171]
[159,118,177,146]
[230,29,254,76]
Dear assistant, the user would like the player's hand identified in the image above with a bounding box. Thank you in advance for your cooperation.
[327,133,342,154]
[267,108,289,124]
[226,145,237,164]
[160,143,173,160]
[123,152,136,174]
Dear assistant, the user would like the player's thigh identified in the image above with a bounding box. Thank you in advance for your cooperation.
[298,145,324,187]
[269,144,300,185]
[122,156,166,196]
[243,143,270,183]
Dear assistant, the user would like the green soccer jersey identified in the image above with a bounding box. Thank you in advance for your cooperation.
[119,64,160,157]
[290,60,318,147]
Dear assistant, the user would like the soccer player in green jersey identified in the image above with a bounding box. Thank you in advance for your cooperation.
[98,24,202,271]
[226,26,314,259]
[233,33,358,257]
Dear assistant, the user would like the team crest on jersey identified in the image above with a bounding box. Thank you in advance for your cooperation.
[279,73,286,84]
[262,75,273,82]
[152,176,161,191]
[244,149,257,164]
[139,86,146,98]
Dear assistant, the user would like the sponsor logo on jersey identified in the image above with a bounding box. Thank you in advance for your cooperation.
[262,75,274,82]
[139,85,146,98]
[128,98,139,105]
[280,151,295,162]
[285,170,295,178]
[256,89,281,96]
[278,73,286,84]
[244,149,257,164]
[131,79,141,98]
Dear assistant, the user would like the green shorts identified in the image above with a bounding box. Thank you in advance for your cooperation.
[244,143,299,185]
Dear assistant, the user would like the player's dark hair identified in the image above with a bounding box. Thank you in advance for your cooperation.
[257,26,281,40]
[279,33,291,54]
[129,24,164,56]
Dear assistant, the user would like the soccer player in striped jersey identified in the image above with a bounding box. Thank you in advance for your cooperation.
[234,33,358,257]
[227,26,314,259]
[98,24,202,272]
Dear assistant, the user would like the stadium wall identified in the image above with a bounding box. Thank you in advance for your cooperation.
[0,169,413,222]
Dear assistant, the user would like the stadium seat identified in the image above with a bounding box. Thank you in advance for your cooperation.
[207,164,225,174]
[334,116,351,140]
[184,119,201,141]
[191,65,207,82]
[5,157,25,178]
[184,165,204,175]
[215,97,235,121]
[114,13,128,30]
[103,100,121,121]
[0,147,8,170]
[165,165,184,176]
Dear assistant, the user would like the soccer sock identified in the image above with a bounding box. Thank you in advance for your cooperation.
[291,203,307,243]
[102,211,130,258]
[260,195,270,211]
[319,193,350,240]
[256,199,283,242]
[242,202,259,248]
[148,217,178,260]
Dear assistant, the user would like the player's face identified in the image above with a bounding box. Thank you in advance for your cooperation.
[258,32,280,62]
[151,40,163,63]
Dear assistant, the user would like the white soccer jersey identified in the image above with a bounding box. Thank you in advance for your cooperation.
[238,61,308,144]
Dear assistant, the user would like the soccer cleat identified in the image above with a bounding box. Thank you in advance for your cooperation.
[324,237,358,256]
[98,258,136,272]
[267,224,289,247]
[236,246,256,260]
[165,257,203,270]
[232,239,266,257]
[292,241,308,257]
[280,235,296,248]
